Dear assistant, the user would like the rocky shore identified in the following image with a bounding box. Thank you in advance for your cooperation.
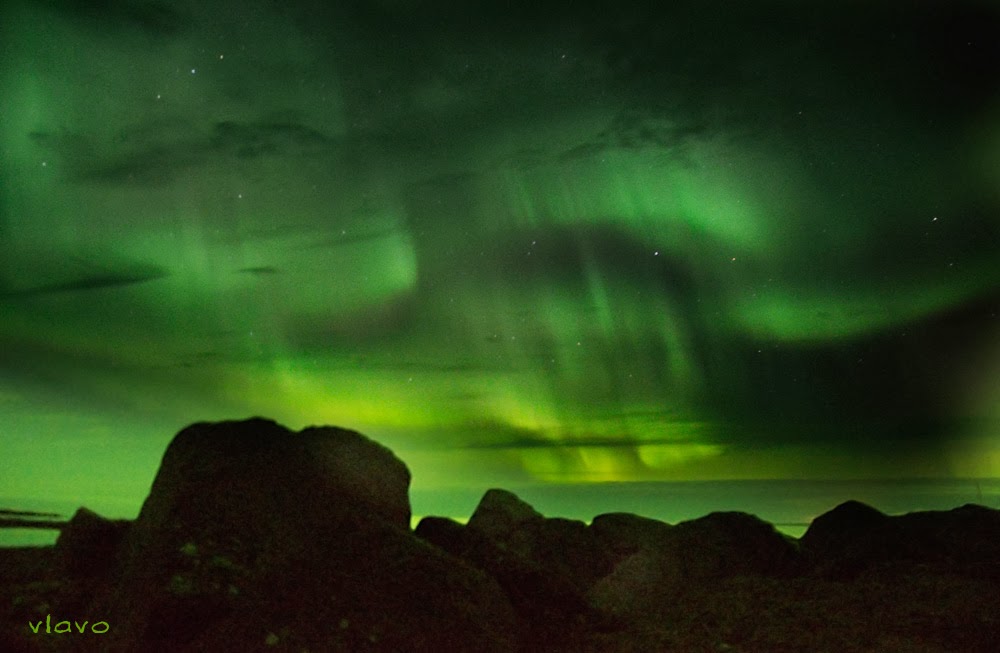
[2,418,999,652]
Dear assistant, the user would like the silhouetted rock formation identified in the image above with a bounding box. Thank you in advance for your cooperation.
[589,511,673,556]
[587,509,800,620]
[2,418,1000,652]
[466,488,616,592]
[54,508,130,579]
[802,499,1000,579]
[467,488,544,540]
[94,418,518,652]
[416,503,611,651]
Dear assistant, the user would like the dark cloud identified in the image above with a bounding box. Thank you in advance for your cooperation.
[28,130,94,159]
[0,508,63,518]
[558,111,708,163]
[34,118,339,186]
[209,120,335,159]
[400,416,705,454]
[30,124,207,185]
[74,146,207,185]
[38,0,192,36]
[237,266,280,276]
[3,268,168,298]
[0,517,65,529]
[547,0,1000,131]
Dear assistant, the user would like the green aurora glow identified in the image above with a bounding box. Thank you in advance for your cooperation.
[1,0,999,522]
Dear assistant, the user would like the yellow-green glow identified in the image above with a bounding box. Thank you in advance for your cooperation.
[522,446,637,483]
[733,264,1000,342]
[495,147,776,250]
[2,0,999,526]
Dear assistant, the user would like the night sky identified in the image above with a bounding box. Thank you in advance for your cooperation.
[2,0,999,522]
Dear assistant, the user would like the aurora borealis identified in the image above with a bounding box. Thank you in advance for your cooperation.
[2,0,999,525]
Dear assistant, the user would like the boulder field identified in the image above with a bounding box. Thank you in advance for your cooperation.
[2,418,999,652]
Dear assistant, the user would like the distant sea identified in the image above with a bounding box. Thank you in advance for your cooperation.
[4,478,999,547]
[0,495,139,547]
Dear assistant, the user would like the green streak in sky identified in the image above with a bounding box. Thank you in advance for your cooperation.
[733,261,1000,342]
[2,0,1000,519]
[495,147,779,250]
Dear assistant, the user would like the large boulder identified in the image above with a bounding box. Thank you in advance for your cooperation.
[802,500,1000,578]
[589,512,673,559]
[589,511,801,619]
[419,490,624,650]
[90,418,518,653]
[416,515,606,649]
[131,417,412,539]
[466,488,544,544]
[466,489,614,592]
[667,511,802,580]
[54,507,130,579]
[585,512,676,618]
[800,500,891,577]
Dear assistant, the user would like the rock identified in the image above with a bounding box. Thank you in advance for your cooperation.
[133,417,412,536]
[587,549,665,617]
[415,516,594,615]
[883,503,1000,572]
[586,513,676,618]
[802,500,1000,578]
[414,515,469,550]
[5,465,1000,653]
[90,417,518,653]
[589,512,673,559]
[668,511,802,579]
[466,488,543,543]
[415,515,609,651]
[922,503,1000,567]
[423,494,627,645]
[526,517,615,593]
[801,500,888,555]
[10,414,1000,652]
[298,424,413,528]
[465,490,614,593]
[800,500,891,577]
[588,511,800,620]
[0,546,55,584]
[53,507,129,579]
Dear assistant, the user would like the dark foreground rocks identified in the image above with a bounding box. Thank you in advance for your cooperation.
[2,418,517,653]
[2,418,1000,652]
